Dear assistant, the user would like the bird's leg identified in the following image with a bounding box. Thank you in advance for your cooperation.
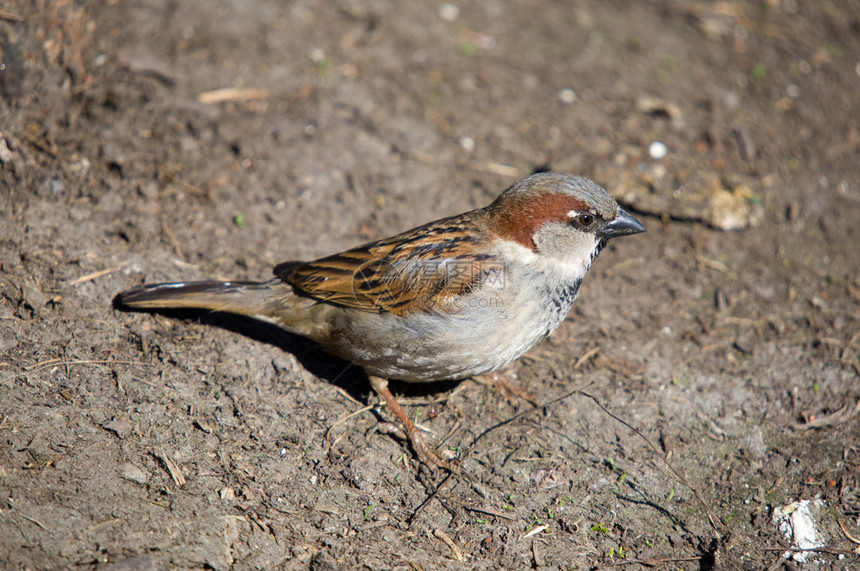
[368,375,460,473]
[478,371,540,407]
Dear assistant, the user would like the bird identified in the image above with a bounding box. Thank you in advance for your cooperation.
[114,172,645,472]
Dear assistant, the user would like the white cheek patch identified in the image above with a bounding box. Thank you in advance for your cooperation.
[520,223,600,281]
[494,238,540,263]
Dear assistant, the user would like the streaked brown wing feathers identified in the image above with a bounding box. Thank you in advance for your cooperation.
[278,213,500,315]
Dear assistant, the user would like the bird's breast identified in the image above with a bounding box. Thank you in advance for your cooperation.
[317,269,584,382]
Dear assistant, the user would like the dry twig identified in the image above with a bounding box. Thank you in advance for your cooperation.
[433,528,465,561]
[155,449,186,486]
[198,87,269,104]
[792,400,860,431]
[578,390,727,539]
[69,265,125,286]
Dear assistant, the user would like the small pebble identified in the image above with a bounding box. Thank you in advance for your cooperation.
[438,3,459,22]
[0,136,12,162]
[307,48,326,64]
[649,141,668,160]
[459,136,475,151]
[558,88,576,104]
[49,176,66,195]
[479,35,496,50]
[121,463,148,485]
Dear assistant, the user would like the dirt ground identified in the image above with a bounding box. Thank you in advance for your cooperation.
[1,0,859,569]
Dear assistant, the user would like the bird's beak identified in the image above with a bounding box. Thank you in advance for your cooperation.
[601,208,646,239]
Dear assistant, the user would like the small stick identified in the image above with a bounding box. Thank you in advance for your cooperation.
[198,87,269,104]
[433,528,464,561]
[156,450,186,486]
[24,359,145,372]
[573,347,600,369]
[69,266,124,286]
[579,390,727,539]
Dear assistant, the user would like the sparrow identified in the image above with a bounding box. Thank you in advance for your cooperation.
[115,172,645,471]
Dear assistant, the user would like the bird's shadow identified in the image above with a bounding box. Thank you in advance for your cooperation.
[114,303,460,403]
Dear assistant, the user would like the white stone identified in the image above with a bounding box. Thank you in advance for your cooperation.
[772,499,826,563]
[558,88,577,104]
[439,3,460,22]
[649,141,668,160]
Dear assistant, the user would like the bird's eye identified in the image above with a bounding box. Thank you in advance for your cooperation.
[576,213,595,227]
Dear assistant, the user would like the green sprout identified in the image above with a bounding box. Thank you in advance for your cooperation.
[750,62,767,84]
[363,503,376,520]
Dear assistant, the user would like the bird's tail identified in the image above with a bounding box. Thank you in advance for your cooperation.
[114,280,280,318]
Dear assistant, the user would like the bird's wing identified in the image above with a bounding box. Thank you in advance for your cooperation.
[277,213,505,316]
